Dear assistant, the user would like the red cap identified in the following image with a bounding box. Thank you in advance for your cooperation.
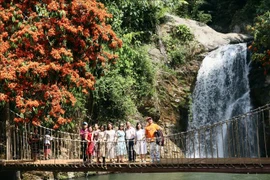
[146,117,152,121]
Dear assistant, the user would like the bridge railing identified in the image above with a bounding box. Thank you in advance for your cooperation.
[4,124,83,161]
[2,124,184,163]
[0,121,6,160]
[1,104,270,164]
[186,104,270,159]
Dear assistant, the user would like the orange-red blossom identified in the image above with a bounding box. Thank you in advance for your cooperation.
[0,0,122,128]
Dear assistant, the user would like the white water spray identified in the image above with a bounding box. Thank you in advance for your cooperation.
[189,43,253,157]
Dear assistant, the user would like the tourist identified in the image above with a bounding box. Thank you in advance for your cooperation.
[44,129,53,160]
[86,125,94,163]
[125,121,136,162]
[92,123,100,163]
[115,123,127,163]
[145,117,162,163]
[98,125,106,164]
[105,122,116,163]
[135,122,147,163]
[80,122,89,162]
[28,127,40,161]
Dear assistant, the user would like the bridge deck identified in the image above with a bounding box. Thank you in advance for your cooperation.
[1,158,270,173]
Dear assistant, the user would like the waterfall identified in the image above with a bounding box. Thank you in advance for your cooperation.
[188,43,255,158]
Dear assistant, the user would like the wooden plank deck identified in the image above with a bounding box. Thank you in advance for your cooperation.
[1,158,270,173]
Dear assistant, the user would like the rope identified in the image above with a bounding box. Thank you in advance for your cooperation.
[3,102,270,170]
[8,102,270,140]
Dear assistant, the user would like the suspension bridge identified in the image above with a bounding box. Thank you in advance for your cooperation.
[1,104,270,173]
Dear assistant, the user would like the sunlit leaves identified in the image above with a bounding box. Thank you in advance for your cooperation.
[248,11,270,74]
[0,0,121,128]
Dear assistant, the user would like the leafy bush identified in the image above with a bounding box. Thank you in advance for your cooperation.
[162,25,196,68]
[172,25,194,42]
[174,0,212,24]
[197,11,212,24]
[162,35,187,68]
[99,0,162,41]
[91,34,155,123]
[247,11,270,74]
[256,0,270,14]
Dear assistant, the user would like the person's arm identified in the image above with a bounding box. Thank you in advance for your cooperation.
[32,134,39,142]
[79,129,83,136]
[156,124,162,131]
[134,131,137,144]
[132,128,136,139]
[142,129,146,140]
[114,131,118,142]
[91,132,94,142]
[104,131,108,142]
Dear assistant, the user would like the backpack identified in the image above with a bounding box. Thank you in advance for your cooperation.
[154,129,164,146]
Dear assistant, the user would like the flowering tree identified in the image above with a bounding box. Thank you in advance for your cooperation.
[0,0,122,128]
[248,11,270,75]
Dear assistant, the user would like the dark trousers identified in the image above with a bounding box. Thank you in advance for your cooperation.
[81,141,87,162]
[126,139,136,161]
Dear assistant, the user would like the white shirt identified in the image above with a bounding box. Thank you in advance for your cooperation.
[125,127,135,140]
[44,134,53,144]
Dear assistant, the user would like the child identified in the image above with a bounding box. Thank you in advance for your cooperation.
[44,130,53,160]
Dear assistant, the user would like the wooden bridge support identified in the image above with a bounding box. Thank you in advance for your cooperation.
[3,102,11,160]
[1,162,270,174]
[0,170,17,180]
[53,171,59,180]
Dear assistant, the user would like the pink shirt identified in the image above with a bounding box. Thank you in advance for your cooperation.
[80,129,89,140]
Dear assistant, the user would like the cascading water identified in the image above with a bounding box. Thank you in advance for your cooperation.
[188,43,256,158]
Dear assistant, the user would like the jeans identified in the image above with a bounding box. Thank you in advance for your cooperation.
[126,139,136,161]
[150,142,160,162]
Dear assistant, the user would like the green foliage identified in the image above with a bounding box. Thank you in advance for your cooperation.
[92,34,155,123]
[163,25,196,68]
[247,11,270,74]
[93,71,137,123]
[197,0,270,31]
[174,0,212,24]
[197,11,212,24]
[102,2,124,33]
[99,0,162,41]
[172,25,194,42]
[256,0,270,14]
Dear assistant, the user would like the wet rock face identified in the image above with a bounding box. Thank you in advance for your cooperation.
[249,61,270,107]
[145,13,254,134]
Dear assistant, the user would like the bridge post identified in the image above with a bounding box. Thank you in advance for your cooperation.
[4,102,11,160]
[53,171,59,180]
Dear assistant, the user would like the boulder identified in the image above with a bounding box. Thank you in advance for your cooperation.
[163,14,253,51]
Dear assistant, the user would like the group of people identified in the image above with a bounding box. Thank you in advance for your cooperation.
[28,128,53,161]
[80,116,162,164]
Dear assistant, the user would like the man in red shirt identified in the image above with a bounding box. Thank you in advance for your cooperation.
[145,117,162,163]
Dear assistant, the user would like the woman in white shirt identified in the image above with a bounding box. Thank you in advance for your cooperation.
[135,122,147,163]
[105,122,116,163]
